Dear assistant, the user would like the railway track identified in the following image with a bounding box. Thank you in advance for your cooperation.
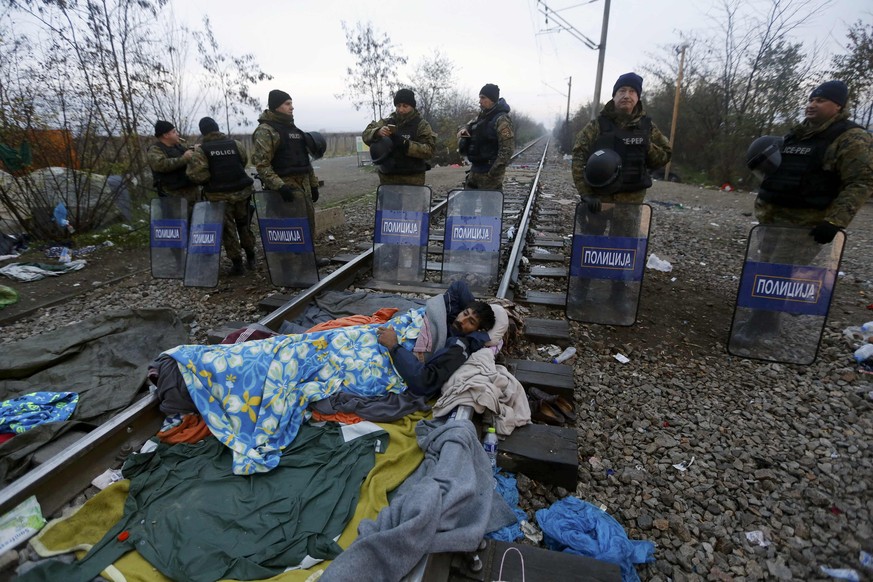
[1,137,591,578]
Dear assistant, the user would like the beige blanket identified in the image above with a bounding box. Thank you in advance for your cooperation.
[432,349,531,435]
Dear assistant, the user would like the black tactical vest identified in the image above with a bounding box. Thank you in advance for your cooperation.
[467,111,507,171]
[152,143,194,191]
[263,121,311,176]
[200,139,254,193]
[377,114,428,174]
[758,119,861,209]
[592,116,653,192]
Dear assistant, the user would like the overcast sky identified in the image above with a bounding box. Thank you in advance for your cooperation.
[173,0,869,133]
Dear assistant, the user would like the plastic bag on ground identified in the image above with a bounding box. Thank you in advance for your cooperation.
[646,254,672,272]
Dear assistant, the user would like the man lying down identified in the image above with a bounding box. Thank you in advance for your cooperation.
[154,280,530,475]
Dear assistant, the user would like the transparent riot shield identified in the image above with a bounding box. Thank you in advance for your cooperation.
[183,201,225,288]
[728,225,845,365]
[441,189,503,290]
[566,202,651,326]
[150,197,187,279]
[372,185,431,283]
[254,191,319,288]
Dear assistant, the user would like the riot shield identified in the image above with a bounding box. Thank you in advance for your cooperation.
[254,191,319,287]
[441,189,503,289]
[566,202,651,326]
[184,201,225,288]
[372,185,431,283]
[728,225,845,365]
[150,197,187,279]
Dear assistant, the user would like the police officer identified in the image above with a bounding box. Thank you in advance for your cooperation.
[754,80,873,242]
[457,84,514,190]
[571,73,671,212]
[362,89,435,186]
[147,120,199,216]
[186,117,256,277]
[251,89,328,266]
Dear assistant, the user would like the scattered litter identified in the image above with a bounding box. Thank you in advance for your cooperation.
[506,225,516,240]
[745,530,771,547]
[853,344,873,364]
[327,235,335,241]
[588,457,603,470]
[830,451,840,459]
[91,468,124,490]
[819,566,860,581]
[520,256,529,266]
[0,495,46,554]
[613,353,630,364]
[541,344,562,357]
[58,247,71,264]
[670,277,677,282]
[672,456,695,472]
[646,254,672,272]
[720,183,733,191]
[709,223,719,227]
[520,519,543,543]
[860,550,872,570]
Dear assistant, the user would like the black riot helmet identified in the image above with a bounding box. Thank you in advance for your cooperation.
[304,132,327,160]
[746,135,783,180]
[368,136,394,164]
[584,149,622,192]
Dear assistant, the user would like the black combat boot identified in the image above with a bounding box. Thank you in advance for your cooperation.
[245,249,256,270]
[229,258,244,276]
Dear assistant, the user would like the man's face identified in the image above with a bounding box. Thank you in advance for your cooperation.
[479,95,495,110]
[805,97,841,124]
[161,128,181,145]
[614,86,639,114]
[275,99,294,116]
[451,307,482,335]
[395,103,413,115]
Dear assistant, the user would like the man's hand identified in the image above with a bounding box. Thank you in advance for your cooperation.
[278,185,295,202]
[378,126,392,137]
[809,221,840,244]
[182,149,194,161]
[311,187,319,203]
[457,128,470,139]
[376,326,398,349]
[581,196,602,214]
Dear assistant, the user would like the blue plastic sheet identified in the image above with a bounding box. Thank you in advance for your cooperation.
[536,496,655,582]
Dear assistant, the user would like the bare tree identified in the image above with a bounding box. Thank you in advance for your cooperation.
[407,50,456,124]
[336,21,407,121]
[193,15,273,135]
[829,20,873,127]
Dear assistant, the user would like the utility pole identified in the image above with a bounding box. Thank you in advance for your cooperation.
[565,76,572,149]
[536,1,610,122]
[591,0,611,121]
[664,45,687,181]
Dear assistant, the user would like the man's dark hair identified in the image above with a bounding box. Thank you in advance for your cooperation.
[470,301,495,331]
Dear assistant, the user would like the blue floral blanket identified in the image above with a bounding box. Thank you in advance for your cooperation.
[165,308,424,475]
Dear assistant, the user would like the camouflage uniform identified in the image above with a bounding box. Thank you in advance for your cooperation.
[363,110,436,186]
[186,131,256,262]
[146,143,200,213]
[463,99,515,191]
[571,100,672,203]
[754,108,873,228]
[251,109,318,231]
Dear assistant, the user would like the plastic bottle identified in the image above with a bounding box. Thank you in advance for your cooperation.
[483,427,498,469]
[553,346,577,364]
[58,247,71,264]
[854,344,873,363]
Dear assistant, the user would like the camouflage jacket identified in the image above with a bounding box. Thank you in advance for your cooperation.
[788,109,873,227]
[251,110,318,192]
[464,99,515,175]
[186,131,252,201]
[571,100,672,196]
[146,142,189,174]
[362,110,436,162]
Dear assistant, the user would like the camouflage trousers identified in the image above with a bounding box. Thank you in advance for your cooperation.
[280,175,316,235]
[754,197,825,227]
[204,191,255,261]
[378,172,426,186]
[465,169,505,191]
[165,185,201,220]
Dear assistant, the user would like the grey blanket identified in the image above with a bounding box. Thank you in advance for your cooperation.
[278,290,426,334]
[323,419,516,581]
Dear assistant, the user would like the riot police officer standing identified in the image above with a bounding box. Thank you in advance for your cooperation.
[457,84,515,191]
[147,120,199,217]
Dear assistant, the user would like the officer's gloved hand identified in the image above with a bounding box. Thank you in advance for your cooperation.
[809,221,840,244]
[278,185,295,202]
[311,187,319,203]
[581,196,602,214]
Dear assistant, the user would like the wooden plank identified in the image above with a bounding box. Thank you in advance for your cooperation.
[423,540,621,581]
[506,359,575,397]
[532,239,564,248]
[528,266,567,278]
[498,423,577,490]
[528,252,564,262]
[517,291,567,307]
[523,318,571,346]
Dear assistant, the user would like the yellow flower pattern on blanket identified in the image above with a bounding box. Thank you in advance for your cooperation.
[165,308,424,475]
